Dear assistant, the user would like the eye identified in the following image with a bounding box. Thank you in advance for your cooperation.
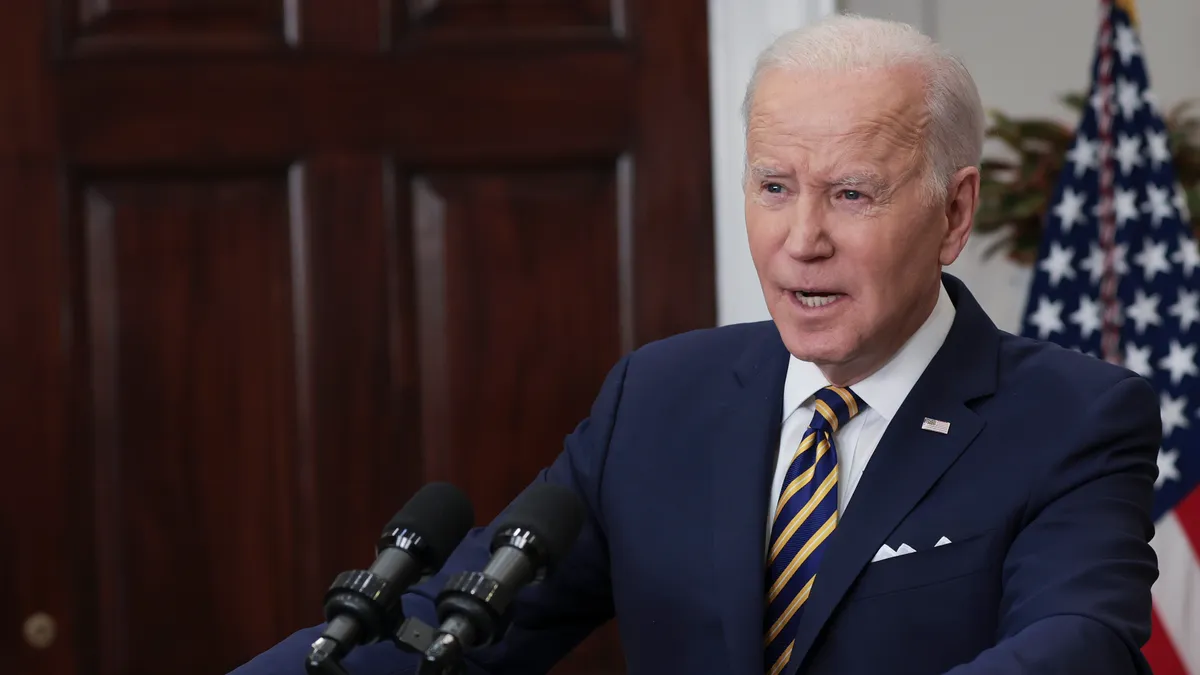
[763,182,786,194]
[840,189,862,200]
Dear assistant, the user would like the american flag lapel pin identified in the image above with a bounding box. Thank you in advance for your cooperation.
[921,417,951,434]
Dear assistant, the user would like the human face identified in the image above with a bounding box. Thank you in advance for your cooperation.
[744,66,977,386]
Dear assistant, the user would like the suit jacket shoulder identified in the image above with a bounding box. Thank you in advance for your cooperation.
[997,331,1151,410]
[614,320,783,410]
[625,320,778,373]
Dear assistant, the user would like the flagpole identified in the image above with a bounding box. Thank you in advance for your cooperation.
[1096,0,1122,365]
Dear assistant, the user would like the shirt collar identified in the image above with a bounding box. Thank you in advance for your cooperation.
[781,280,956,423]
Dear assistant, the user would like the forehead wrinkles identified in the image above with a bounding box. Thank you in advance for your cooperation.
[747,113,929,185]
[850,107,928,159]
[746,71,932,178]
[844,107,930,182]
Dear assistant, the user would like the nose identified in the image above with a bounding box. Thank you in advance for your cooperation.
[782,199,833,261]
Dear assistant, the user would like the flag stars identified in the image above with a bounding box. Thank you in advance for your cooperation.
[1168,289,1200,332]
[1159,340,1199,385]
[1038,242,1076,286]
[1115,133,1144,175]
[1133,238,1171,281]
[1027,297,1065,340]
[1114,187,1139,227]
[1160,393,1190,437]
[1125,343,1154,377]
[1155,448,1180,489]
[1126,289,1162,334]
[1142,183,1175,226]
[1069,295,1103,339]
[1053,188,1088,233]
[1115,23,1141,65]
[1146,130,1171,169]
[1025,19,1200,490]
[1066,135,1099,177]
[1116,77,1143,119]
[1171,235,1200,277]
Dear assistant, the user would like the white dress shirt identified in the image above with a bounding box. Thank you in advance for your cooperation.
[766,281,957,543]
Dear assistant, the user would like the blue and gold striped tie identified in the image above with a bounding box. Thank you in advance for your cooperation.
[764,385,865,675]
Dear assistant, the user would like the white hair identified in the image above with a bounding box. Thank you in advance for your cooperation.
[742,13,985,204]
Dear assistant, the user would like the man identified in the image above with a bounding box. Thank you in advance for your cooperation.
[231,14,1160,675]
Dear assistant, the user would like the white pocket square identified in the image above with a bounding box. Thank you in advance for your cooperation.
[871,537,951,562]
[871,544,896,562]
[871,542,916,562]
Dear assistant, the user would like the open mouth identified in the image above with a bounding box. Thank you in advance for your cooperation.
[793,290,844,308]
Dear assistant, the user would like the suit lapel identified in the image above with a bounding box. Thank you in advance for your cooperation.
[783,274,1001,674]
[709,324,790,675]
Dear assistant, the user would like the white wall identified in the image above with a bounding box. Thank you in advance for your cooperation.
[710,0,1200,332]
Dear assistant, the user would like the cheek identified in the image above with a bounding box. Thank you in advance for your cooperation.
[744,208,785,260]
[854,226,940,307]
[837,233,914,298]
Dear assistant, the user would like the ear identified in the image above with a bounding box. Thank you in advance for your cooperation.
[938,166,980,266]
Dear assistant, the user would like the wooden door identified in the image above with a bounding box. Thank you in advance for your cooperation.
[0,2,715,674]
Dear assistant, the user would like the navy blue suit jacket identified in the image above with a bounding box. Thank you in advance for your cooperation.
[231,274,1161,674]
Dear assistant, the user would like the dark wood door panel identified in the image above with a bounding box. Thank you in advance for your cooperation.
[295,157,423,589]
[4,1,714,673]
[1,6,77,675]
[408,164,628,674]
[0,163,79,675]
[61,0,292,54]
[67,172,314,675]
[60,157,637,673]
[410,164,624,516]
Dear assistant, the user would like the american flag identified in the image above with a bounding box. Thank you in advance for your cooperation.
[1019,1,1199,671]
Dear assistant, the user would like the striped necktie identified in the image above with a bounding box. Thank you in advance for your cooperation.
[764,385,865,675]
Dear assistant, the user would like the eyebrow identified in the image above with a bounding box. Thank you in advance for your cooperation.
[748,164,791,181]
[829,171,889,193]
[746,164,894,197]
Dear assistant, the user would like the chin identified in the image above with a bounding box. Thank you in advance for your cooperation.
[769,304,843,359]
[778,331,850,367]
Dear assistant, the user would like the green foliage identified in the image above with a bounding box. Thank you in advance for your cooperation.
[976,92,1200,264]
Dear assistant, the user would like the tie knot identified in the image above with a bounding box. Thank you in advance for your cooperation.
[810,385,865,433]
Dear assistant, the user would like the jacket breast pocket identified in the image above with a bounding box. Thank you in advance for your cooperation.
[849,529,1002,600]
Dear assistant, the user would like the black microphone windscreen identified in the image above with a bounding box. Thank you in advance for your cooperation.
[493,482,585,567]
[386,482,475,568]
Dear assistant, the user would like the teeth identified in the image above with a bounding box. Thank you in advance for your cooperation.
[795,291,840,308]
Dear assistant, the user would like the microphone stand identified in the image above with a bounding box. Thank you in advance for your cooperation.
[305,564,427,675]
[302,612,444,675]
[305,637,352,675]
[393,615,468,675]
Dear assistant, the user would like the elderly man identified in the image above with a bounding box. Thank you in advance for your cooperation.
[231,14,1160,675]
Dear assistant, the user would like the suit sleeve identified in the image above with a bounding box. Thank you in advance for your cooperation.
[942,374,1161,675]
[226,355,630,675]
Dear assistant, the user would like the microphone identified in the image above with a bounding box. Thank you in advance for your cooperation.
[305,482,475,674]
[416,482,585,674]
